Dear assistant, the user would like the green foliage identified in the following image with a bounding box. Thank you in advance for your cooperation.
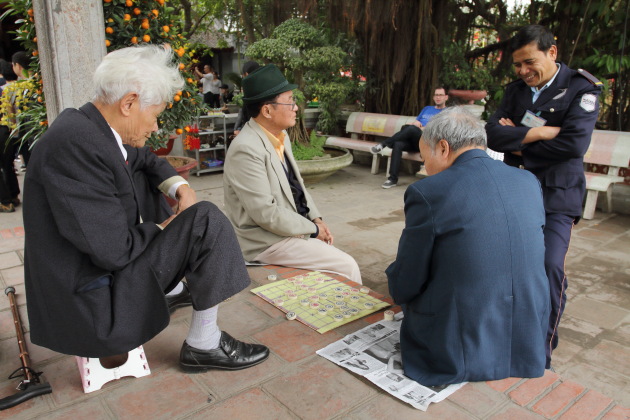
[439,41,492,90]
[291,130,326,161]
[245,18,358,142]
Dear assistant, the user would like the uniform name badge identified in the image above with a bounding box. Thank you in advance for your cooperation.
[520,110,547,128]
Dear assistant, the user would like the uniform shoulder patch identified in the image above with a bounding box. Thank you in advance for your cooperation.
[577,69,603,86]
[580,93,598,112]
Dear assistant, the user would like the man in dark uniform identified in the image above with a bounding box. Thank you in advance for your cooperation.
[486,25,602,369]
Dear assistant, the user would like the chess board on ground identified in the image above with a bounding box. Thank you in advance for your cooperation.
[251,271,390,333]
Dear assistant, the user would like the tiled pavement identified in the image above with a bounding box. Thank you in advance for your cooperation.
[0,163,628,419]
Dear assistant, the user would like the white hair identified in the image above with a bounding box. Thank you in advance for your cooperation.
[93,45,184,108]
[421,106,487,152]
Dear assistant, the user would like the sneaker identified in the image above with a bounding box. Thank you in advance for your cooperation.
[0,203,15,213]
[370,144,383,155]
[382,180,397,189]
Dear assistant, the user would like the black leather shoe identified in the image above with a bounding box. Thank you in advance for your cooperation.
[166,282,192,314]
[179,331,270,373]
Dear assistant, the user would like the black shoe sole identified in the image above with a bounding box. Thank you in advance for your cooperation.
[179,353,270,373]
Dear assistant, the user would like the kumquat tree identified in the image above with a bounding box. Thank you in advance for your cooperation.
[2,0,208,150]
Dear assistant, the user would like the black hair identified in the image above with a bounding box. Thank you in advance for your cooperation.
[242,61,260,76]
[244,94,279,118]
[0,59,17,81]
[11,51,30,70]
[510,25,556,52]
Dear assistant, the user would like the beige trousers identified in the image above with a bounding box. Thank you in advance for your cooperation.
[254,237,362,284]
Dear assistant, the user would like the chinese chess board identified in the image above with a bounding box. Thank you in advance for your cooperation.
[251,271,390,333]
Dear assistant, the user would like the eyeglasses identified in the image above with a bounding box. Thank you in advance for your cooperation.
[268,101,297,108]
[434,94,447,96]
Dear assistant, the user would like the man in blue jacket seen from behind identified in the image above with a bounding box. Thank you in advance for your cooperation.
[387,107,549,386]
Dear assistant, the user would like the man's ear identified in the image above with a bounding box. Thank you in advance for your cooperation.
[437,139,450,158]
[119,93,139,117]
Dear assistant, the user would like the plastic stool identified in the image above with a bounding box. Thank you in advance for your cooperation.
[75,346,151,393]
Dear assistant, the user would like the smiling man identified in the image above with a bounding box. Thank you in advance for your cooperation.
[23,46,269,372]
[387,107,549,386]
[485,25,603,369]
[223,64,361,284]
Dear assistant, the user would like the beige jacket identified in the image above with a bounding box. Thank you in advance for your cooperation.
[223,119,321,260]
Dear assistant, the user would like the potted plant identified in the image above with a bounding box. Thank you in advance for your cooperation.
[440,41,492,104]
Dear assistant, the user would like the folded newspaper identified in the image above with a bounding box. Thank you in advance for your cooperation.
[316,312,465,411]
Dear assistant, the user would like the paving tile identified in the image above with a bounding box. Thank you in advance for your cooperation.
[582,340,630,377]
[486,377,522,393]
[23,333,62,365]
[253,320,341,363]
[194,354,285,399]
[531,380,585,418]
[246,293,287,320]
[0,266,24,287]
[264,356,375,420]
[217,299,278,337]
[0,283,24,311]
[558,389,614,420]
[103,369,209,420]
[0,252,21,270]
[602,405,630,420]
[561,363,630,407]
[43,399,112,420]
[508,371,560,406]
[41,355,89,406]
[142,319,188,371]
[566,297,629,329]
[189,387,295,419]
[345,393,472,419]
[448,382,509,418]
[488,405,546,420]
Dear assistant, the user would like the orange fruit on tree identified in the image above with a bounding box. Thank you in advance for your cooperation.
[105,40,111,47]
[141,20,150,29]
[173,94,181,102]
[104,0,112,2]
[184,126,190,132]
[33,50,38,56]
[176,128,183,134]
[131,36,138,44]
[187,78,193,83]
[176,48,185,57]
[105,27,114,34]
[37,97,43,103]
[27,8,34,16]
[124,14,131,21]
[133,7,141,15]
[162,25,170,33]
[157,0,164,5]
[107,18,114,23]
[152,9,159,17]
[125,0,133,6]
[33,37,37,43]
[142,34,151,42]
[178,63,185,70]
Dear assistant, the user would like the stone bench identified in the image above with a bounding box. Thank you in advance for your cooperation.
[326,112,417,175]
[582,130,630,219]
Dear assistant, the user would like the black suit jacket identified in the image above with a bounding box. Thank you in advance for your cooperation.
[486,63,602,217]
[23,103,177,356]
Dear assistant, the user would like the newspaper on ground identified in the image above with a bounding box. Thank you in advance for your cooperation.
[316,312,466,411]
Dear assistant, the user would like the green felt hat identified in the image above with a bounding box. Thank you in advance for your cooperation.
[242,64,297,104]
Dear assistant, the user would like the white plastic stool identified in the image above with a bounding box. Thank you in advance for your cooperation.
[75,346,151,393]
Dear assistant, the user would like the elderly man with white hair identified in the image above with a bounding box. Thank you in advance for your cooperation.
[386,107,550,386]
[23,45,269,372]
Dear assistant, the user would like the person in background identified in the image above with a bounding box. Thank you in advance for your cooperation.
[220,83,234,112]
[371,87,448,188]
[485,24,602,369]
[0,58,19,212]
[23,45,269,372]
[233,60,260,136]
[195,64,221,108]
[387,107,549,386]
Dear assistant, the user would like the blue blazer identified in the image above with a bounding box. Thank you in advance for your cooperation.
[386,149,550,386]
[486,63,602,217]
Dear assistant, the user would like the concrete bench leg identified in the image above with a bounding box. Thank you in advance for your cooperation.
[604,186,614,213]
[371,155,381,175]
[583,190,599,220]
[386,157,392,179]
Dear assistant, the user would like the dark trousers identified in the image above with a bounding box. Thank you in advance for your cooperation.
[0,126,19,204]
[543,212,575,368]
[382,125,422,183]
[204,92,220,108]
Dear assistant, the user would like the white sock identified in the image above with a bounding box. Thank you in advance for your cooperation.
[186,305,221,350]
[166,281,185,296]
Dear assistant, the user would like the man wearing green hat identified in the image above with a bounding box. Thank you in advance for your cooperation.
[223,64,362,284]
